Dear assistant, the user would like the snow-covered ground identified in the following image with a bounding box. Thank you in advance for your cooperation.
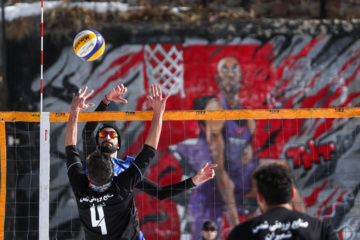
[1,1,186,22]
[1,1,130,21]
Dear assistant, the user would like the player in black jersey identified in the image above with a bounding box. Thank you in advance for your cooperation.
[82,84,218,200]
[65,84,173,239]
[226,163,339,240]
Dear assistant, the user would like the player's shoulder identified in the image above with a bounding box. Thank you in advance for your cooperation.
[123,155,135,163]
[228,220,254,238]
[268,207,309,219]
[65,145,79,154]
[267,207,325,227]
[112,156,135,164]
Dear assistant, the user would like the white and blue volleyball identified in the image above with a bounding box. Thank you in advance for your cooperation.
[73,30,105,61]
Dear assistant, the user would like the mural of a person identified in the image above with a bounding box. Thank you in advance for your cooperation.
[213,56,257,225]
[213,57,305,220]
[170,56,306,240]
[170,56,255,240]
[170,94,257,240]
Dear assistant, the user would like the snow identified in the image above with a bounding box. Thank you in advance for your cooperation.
[1,1,130,22]
[1,1,189,22]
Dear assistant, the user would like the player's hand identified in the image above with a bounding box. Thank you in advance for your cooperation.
[147,83,170,114]
[71,86,95,112]
[106,84,128,103]
[191,163,218,185]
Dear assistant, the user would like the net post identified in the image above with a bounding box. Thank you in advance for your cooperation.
[0,121,6,239]
[39,112,50,240]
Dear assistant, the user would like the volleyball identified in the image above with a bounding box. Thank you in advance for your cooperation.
[73,29,105,61]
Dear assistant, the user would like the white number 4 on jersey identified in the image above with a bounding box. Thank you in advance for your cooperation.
[90,205,107,235]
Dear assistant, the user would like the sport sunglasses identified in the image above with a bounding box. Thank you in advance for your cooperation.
[98,131,118,138]
[203,227,216,232]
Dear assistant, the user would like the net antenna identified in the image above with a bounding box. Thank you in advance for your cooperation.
[40,0,44,113]
[144,44,185,97]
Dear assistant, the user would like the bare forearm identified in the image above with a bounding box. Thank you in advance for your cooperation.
[66,87,94,147]
[292,187,307,213]
[65,109,79,146]
[144,112,163,149]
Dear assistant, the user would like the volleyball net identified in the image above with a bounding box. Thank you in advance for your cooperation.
[1,108,360,239]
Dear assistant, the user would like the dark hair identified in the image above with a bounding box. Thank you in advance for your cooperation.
[87,152,113,186]
[253,164,294,207]
[95,122,122,149]
[193,95,217,128]
[202,220,217,230]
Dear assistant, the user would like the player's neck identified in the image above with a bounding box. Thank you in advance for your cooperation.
[89,181,112,192]
[264,203,293,213]
[103,152,117,158]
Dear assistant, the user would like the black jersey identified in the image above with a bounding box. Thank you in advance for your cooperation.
[227,207,339,240]
[66,144,155,240]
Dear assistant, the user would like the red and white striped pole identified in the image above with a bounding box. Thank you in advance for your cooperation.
[40,0,44,113]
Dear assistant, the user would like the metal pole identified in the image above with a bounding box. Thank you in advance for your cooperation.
[0,0,8,111]
[320,0,326,19]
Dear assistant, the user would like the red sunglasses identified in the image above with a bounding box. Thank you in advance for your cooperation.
[98,131,118,138]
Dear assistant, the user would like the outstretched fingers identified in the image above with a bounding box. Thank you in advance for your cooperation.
[148,83,170,113]
[84,89,94,99]
[86,102,95,108]
[151,83,159,99]
[203,163,217,178]
[115,84,127,95]
[78,86,93,100]
[192,163,218,185]
[108,84,128,103]
[156,84,162,99]
[152,84,170,101]
[205,163,218,169]
[163,92,170,102]
[202,163,217,175]
[71,86,95,111]
[78,86,88,96]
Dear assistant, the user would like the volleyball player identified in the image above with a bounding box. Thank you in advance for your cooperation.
[227,164,339,240]
[65,84,167,239]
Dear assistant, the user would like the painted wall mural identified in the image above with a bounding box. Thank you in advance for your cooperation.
[5,33,360,239]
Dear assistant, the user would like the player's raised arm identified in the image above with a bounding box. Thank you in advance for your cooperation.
[82,84,128,159]
[144,83,170,149]
[65,87,94,147]
[102,84,128,105]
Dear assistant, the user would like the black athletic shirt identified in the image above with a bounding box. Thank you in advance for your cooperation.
[66,144,155,240]
[81,100,196,200]
[227,207,339,240]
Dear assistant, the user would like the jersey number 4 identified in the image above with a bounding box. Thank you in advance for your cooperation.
[90,205,107,235]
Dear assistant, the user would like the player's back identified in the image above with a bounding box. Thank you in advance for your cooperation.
[76,181,140,240]
[227,207,339,240]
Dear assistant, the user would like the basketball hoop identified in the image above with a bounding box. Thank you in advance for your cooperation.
[144,44,185,97]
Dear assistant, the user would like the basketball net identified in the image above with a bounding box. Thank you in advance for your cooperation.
[144,44,185,97]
